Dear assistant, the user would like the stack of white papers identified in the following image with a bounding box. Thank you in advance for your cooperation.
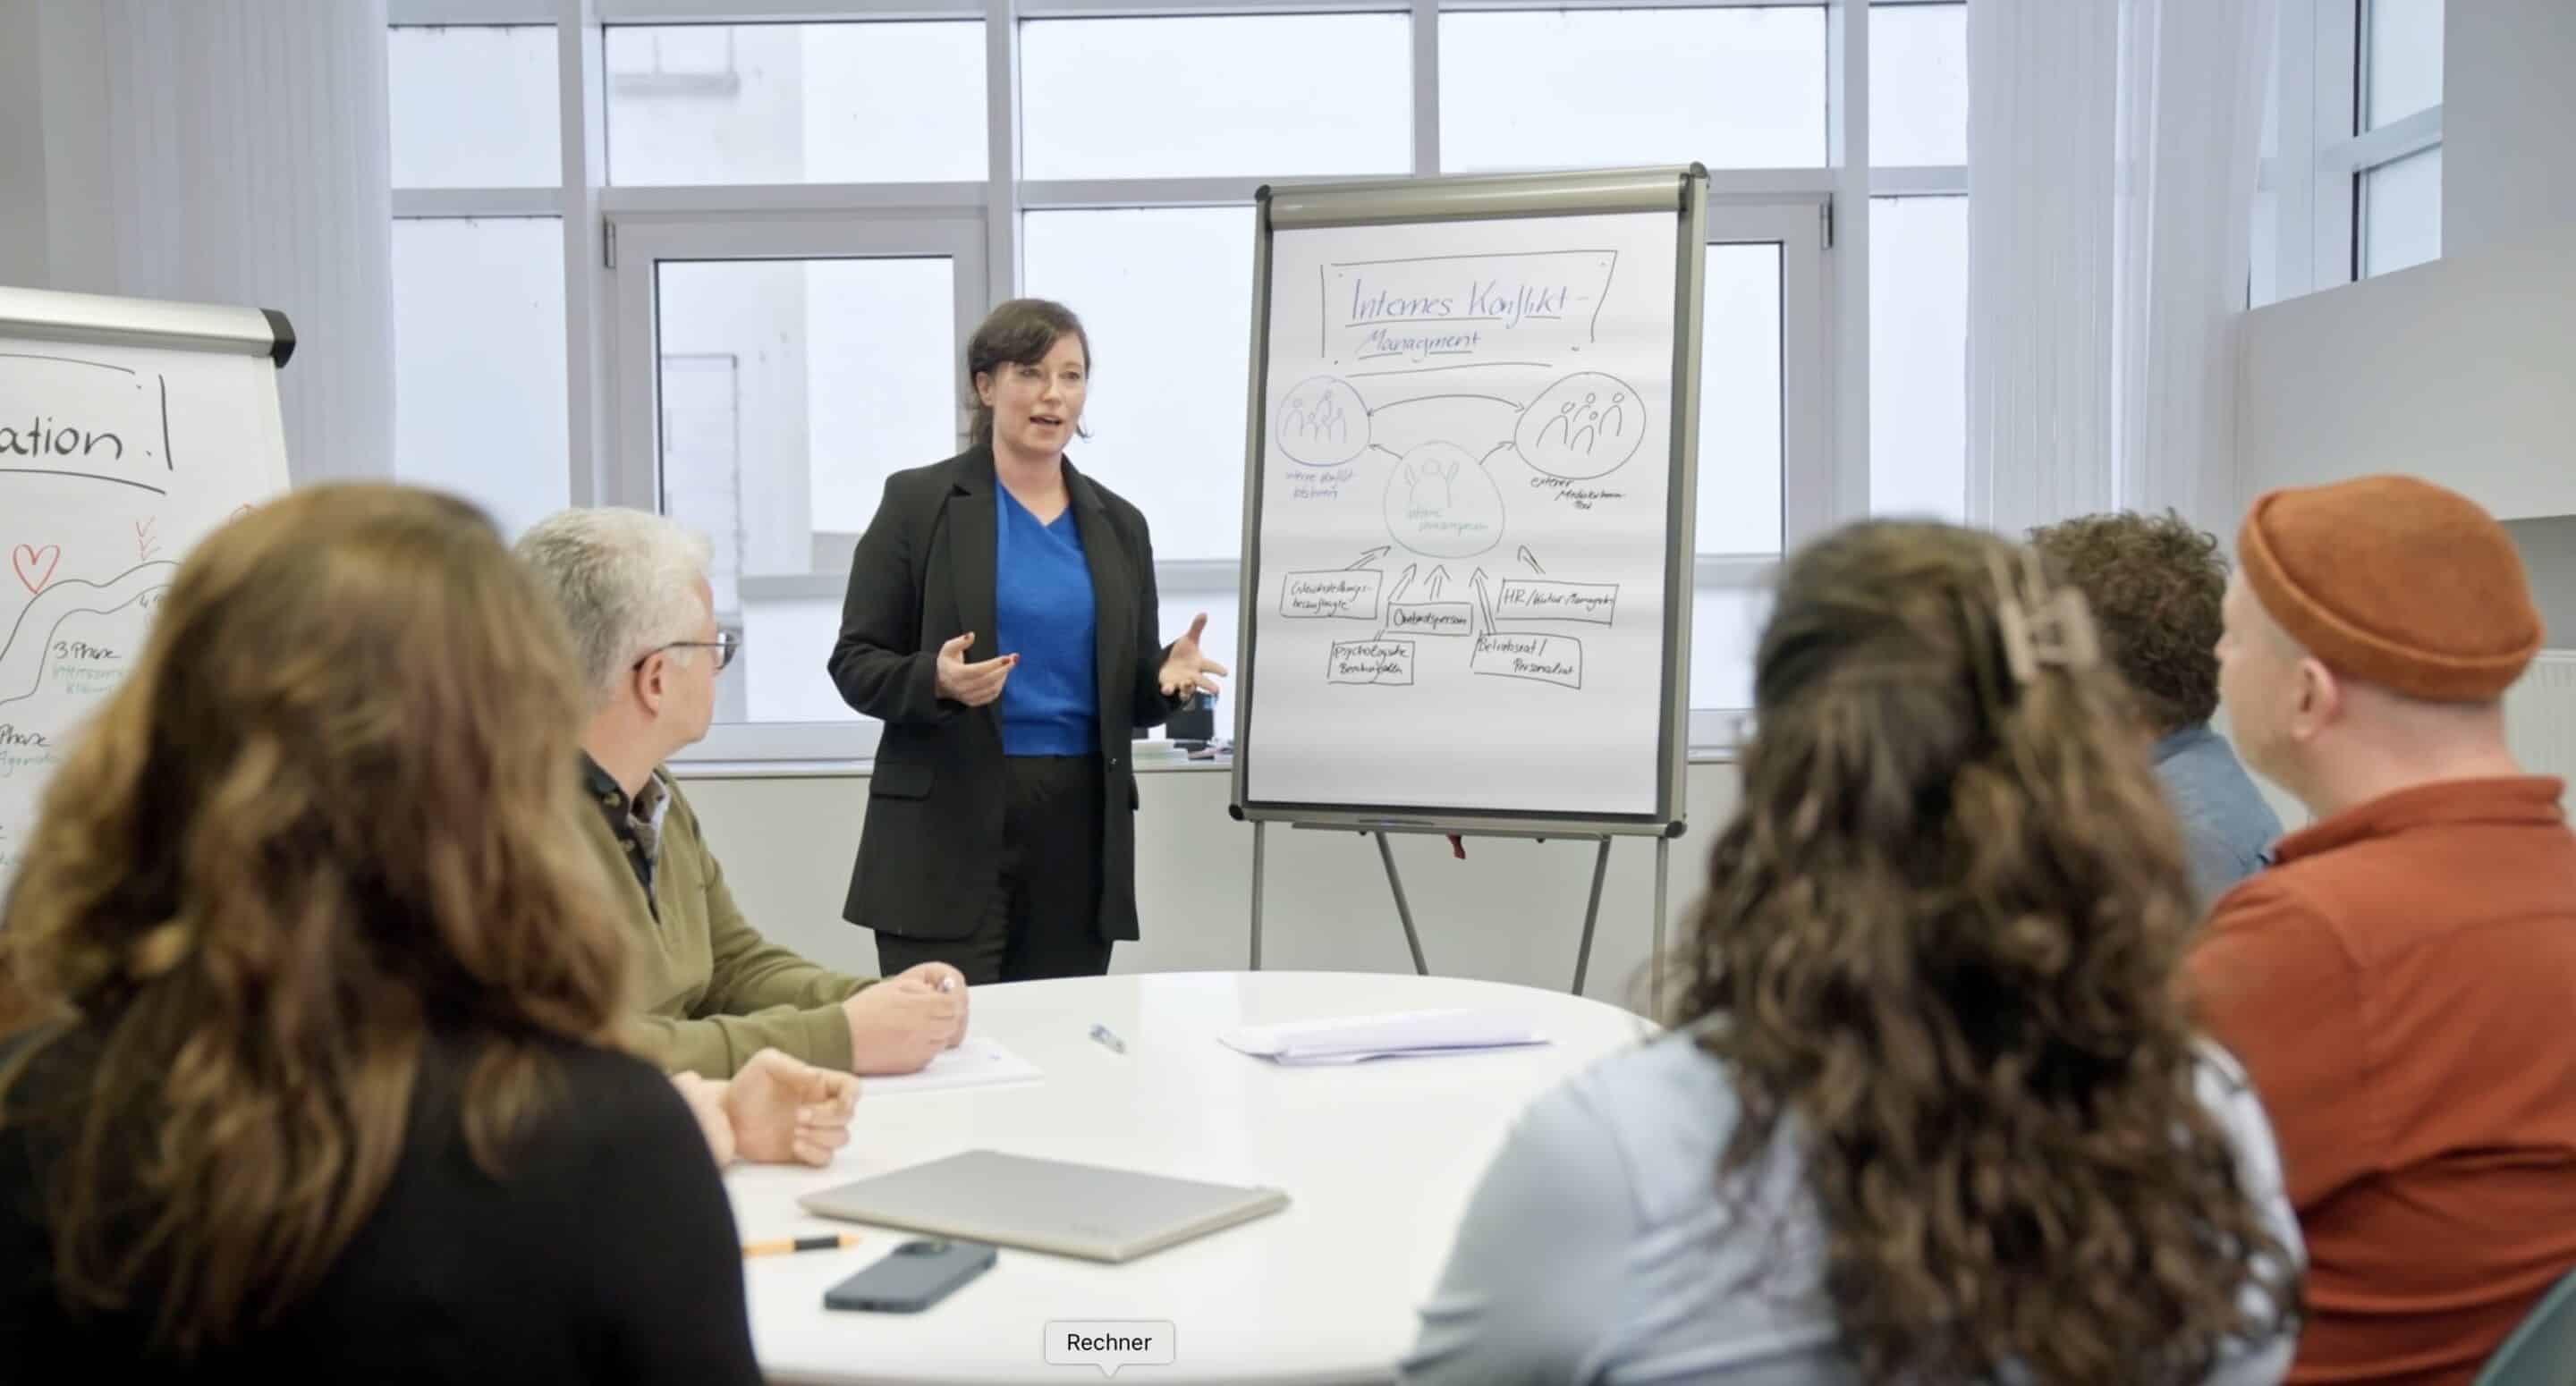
[1217,1010,1551,1066]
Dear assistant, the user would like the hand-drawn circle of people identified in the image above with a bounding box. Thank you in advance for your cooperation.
[1383,441,1504,560]
[1514,372,1645,481]
[1273,376,1371,469]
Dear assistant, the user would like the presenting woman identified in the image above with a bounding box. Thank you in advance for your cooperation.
[828,300,1224,983]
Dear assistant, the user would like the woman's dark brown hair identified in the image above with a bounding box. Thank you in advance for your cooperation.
[1684,520,2297,1383]
[966,297,1091,448]
[0,484,630,1354]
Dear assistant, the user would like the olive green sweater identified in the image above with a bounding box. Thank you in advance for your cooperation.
[578,764,872,1078]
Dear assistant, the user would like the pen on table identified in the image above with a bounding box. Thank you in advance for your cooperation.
[742,1233,864,1258]
[1089,1023,1127,1055]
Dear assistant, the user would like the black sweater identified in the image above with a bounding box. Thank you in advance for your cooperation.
[0,1025,760,1383]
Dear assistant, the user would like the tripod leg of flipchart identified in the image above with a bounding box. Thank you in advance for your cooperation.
[1652,837,1671,1021]
[1572,836,1610,995]
[1375,832,1430,976]
[1250,820,1266,971]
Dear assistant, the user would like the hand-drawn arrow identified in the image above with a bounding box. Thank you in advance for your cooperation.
[1426,565,1452,599]
[1517,545,1545,574]
[1346,545,1389,570]
[1387,563,1419,604]
[1471,568,1498,632]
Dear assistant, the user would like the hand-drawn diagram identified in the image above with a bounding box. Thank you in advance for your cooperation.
[1282,538,1622,692]
[1275,376,1371,469]
[1383,440,1506,559]
[1516,372,1644,480]
[1263,236,1665,702]
[0,557,175,711]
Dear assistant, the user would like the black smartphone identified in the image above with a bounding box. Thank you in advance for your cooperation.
[821,1238,997,1314]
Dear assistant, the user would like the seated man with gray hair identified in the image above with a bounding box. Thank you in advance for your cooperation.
[519,508,966,1080]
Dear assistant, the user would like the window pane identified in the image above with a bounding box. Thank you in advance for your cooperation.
[739,594,860,723]
[1021,16,1409,179]
[2250,182,2280,308]
[389,27,559,188]
[1442,8,1826,173]
[2366,0,2443,129]
[1869,196,1967,521]
[655,256,961,723]
[606,24,985,185]
[392,217,569,540]
[1023,207,1255,563]
[1697,243,1784,555]
[1870,2,1967,166]
[2361,145,2442,277]
[1690,583,1770,711]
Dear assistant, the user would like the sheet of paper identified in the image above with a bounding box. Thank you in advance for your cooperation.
[1218,1009,1551,1063]
[859,1036,1044,1097]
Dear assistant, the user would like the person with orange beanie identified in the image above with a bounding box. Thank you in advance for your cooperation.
[2190,474,2576,1386]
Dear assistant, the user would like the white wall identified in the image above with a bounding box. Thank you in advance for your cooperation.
[1,0,395,486]
[2443,0,2576,259]
[2234,225,2576,523]
[680,762,1743,1019]
[0,0,45,284]
[2504,517,2576,647]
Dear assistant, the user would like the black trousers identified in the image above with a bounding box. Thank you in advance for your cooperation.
[875,755,1114,985]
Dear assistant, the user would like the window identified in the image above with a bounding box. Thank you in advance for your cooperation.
[389,26,560,189]
[1021,16,1410,180]
[1022,207,1255,565]
[2364,0,2443,129]
[1869,196,1968,520]
[604,23,987,185]
[390,217,569,539]
[606,217,983,740]
[2257,0,2443,300]
[1441,8,1826,173]
[2360,144,2443,275]
[1696,243,1786,556]
[652,254,959,722]
[1870,2,1967,166]
[393,4,1960,750]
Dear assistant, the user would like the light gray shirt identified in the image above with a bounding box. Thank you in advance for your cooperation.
[2154,723,2284,908]
[1402,1030,2303,1386]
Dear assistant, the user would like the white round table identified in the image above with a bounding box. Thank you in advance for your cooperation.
[727,970,1657,1385]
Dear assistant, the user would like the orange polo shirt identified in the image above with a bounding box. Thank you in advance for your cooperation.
[2188,777,2576,1386]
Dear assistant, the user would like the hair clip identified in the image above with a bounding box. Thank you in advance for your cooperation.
[1989,547,2101,686]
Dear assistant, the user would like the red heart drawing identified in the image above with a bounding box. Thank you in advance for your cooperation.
[12,544,60,596]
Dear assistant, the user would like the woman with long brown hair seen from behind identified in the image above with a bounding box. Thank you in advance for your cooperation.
[0,486,760,1382]
[1404,520,2304,1386]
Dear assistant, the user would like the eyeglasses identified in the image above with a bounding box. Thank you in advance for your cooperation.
[633,628,741,673]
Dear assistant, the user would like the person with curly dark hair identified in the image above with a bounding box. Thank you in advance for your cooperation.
[1403,520,2302,1386]
[2029,510,2282,904]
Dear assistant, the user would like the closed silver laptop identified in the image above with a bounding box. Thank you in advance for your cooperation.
[797,1149,1291,1263]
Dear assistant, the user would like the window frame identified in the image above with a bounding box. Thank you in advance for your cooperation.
[2258,0,2443,303]
[605,213,988,764]
[387,0,1969,764]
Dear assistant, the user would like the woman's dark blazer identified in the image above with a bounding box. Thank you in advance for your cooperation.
[826,445,1181,943]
